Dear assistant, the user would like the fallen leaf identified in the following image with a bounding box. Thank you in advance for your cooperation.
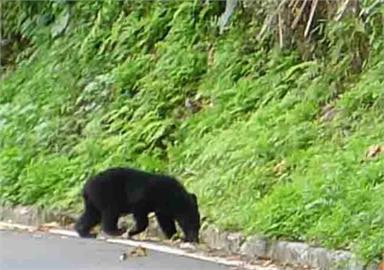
[225,255,242,261]
[173,238,182,244]
[128,246,148,257]
[59,215,75,226]
[261,260,273,266]
[44,221,60,228]
[136,233,147,241]
[379,260,384,270]
[273,160,287,175]
[365,145,384,159]
[37,221,60,232]
[179,242,196,250]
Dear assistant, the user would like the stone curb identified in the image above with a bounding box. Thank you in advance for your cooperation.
[0,205,381,270]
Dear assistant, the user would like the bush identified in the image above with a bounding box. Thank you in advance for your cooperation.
[1,0,383,262]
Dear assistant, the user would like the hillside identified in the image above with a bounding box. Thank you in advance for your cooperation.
[1,0,383,262]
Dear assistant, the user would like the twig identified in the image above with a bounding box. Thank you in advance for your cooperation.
[278,12,284,48]
[257,15,273,40]
[291,0,309,30]
[218,0,238,34]
[289,0,299,9]
[305,0,319,38]
[257,0,290,40]
[335,0,351,21]
[291,0,301,11]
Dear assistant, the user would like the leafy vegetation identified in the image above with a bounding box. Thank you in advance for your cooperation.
[1,0,383,262]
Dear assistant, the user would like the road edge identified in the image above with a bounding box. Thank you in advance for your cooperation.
[0,205,382,270]
[0,221,276,270]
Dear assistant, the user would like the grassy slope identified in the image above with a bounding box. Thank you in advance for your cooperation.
[1,1,383,261]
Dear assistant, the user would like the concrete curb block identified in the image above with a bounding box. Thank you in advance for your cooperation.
[202,224,381,270]
[0,205,381,270]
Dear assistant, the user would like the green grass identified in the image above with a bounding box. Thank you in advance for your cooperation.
[1,0,383,262]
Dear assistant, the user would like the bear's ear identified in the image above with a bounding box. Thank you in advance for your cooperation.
[190,193,198,204]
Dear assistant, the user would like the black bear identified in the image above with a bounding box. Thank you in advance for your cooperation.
[75,167,200,242]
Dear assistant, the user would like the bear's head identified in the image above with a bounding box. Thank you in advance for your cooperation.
[176,192,200,243]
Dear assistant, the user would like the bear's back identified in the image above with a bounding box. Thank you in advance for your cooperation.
[84,167,188,211]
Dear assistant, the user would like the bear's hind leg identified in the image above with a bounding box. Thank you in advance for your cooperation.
[155,213,177,239]
[128,212,149,237]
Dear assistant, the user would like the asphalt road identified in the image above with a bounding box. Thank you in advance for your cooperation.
[0,230,230,270]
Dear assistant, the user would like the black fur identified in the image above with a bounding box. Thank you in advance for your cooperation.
[75,167,200,242]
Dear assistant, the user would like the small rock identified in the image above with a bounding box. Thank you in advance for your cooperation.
[201,225,228,251]
[19,207,30,215]
[119,253,127,261]
[226,232,245,253]
[240,235,268,259]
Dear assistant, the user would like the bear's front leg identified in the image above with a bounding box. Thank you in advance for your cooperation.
[155,212,177,239]
[75,201,101,238]
[101,209,125,236]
